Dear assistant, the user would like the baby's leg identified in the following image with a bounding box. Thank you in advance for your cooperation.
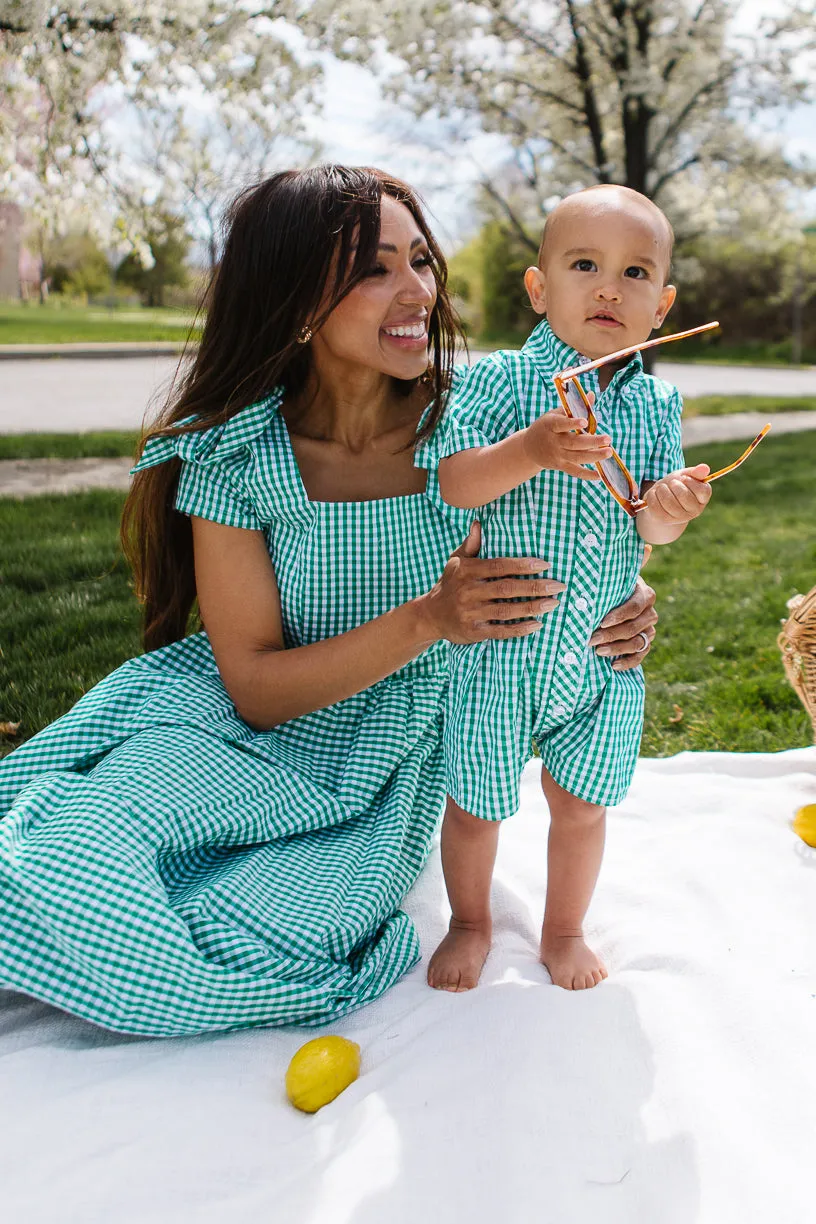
[539,766,609,990]
[428,796,500,992]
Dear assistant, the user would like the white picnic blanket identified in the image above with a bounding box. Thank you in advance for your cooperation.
[2,748,815,1224]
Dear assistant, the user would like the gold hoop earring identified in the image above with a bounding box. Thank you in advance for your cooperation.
[297,326,312,345]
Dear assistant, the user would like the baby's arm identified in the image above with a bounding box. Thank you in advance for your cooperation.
[439,408,614,509]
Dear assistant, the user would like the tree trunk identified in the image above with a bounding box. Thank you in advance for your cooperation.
[623,98,652,196]
[624,2,654,196]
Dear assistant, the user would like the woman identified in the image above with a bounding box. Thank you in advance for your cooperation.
[0,167,657,1035]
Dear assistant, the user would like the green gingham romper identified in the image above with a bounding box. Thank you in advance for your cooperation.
[0,389,470,1036]
[415,320,684,820]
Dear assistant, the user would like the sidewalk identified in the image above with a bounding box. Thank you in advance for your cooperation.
[2,410,814,498]
[0,457,134,497]
[2,352,816,436]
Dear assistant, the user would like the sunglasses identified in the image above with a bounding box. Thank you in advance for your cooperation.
[553,321,771,516]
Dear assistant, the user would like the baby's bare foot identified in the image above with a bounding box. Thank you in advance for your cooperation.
[540,928,608,991]
[427,919,492,992]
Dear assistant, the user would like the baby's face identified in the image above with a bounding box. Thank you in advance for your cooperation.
[525,195,676,361]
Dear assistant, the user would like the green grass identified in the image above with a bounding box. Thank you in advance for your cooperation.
[0,303,201,345]
[3,303,812,366]
[640,431,816,755]
[0,431,140,460]
[1,431,814,759]
[669,338,816,368]
[682,396,816,417]
[0,491,142,756]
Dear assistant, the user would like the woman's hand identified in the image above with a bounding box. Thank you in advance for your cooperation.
[588,575,658,671]
[419,522,565,644]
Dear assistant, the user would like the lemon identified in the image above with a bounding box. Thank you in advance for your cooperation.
[285,1036,361,1113]
[793,803,816,849]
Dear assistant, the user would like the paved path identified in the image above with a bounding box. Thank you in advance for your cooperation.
[2,410,814,498]
[2,352,815,497]
[0,356,181,434]
[0,457,135,497]
[2,355,816,435]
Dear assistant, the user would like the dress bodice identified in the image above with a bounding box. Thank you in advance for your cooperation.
[131,388,470,678]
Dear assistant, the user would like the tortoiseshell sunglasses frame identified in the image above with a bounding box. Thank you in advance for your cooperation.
[553,322,771,516]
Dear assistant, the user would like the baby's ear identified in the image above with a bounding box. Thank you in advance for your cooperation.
[524,266,547,314]
[655,282,677,327]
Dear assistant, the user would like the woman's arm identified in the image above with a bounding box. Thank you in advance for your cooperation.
[192,518,564,730]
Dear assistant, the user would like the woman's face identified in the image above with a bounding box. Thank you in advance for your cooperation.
[312,196,438,381]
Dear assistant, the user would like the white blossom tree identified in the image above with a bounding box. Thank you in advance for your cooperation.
[131,112,302,270]
[93,83,320,269]
[0,2,320,255]
[310,0,815,246]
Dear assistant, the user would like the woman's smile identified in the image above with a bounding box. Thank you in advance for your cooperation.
[381,316,428,349]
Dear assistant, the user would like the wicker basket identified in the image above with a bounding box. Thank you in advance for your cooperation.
[778,584,816,742]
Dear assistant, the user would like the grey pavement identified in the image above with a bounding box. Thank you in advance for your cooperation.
[0,356,184,434]
[2,351,816,498]
[683,411,816,446]
[2,354,816,436]
[0,341,185,360]
[0,457,134,497]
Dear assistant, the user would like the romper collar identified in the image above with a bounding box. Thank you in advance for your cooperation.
[523,318,644,391]
[523,318,583,372]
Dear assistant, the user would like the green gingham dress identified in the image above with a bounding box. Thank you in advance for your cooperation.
[415,320,684,819]
[0,389,469,1036]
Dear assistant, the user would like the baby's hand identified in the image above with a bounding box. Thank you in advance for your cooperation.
[522,405,613,481]
[643,465,712,525]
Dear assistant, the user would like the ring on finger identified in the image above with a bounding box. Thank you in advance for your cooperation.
[635,630,650,652]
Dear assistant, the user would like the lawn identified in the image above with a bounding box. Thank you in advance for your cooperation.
[0,303,201,345]
[1,430,814,760]
[682,395,816,417]
[0,490,141,753]
[640,428,816,754]
[0,431,141,460]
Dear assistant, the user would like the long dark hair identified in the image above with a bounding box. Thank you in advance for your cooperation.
[121,165,464,651]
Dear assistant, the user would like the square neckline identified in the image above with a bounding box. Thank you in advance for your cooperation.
[277,408,429,508]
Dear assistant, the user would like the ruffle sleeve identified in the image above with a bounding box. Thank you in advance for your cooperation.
[173,462,262,530]
[130,392,284,531]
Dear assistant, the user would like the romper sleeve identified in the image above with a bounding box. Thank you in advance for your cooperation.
[414,354,520,473]
[642,385,685,483]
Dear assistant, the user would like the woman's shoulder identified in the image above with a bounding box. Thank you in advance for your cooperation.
[130,389,285,476]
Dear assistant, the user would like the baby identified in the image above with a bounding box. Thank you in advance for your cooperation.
[415,185,712,992]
